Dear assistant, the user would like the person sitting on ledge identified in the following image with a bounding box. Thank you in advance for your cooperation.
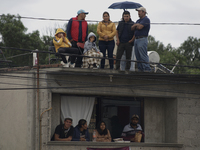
[72,119,90,141]
[121,114,144,142]
[51,117,74,141]
[53,28,79,68]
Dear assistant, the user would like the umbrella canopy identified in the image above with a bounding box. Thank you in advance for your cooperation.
[108,1,142,11]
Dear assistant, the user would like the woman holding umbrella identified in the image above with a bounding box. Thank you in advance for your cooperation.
[97,12,116,69]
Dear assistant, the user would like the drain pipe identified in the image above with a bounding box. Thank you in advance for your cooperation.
[39,107,52,150]
[36,50,40,150]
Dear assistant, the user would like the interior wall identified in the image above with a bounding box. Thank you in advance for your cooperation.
[51,94,61,139]
[165,98,177,143]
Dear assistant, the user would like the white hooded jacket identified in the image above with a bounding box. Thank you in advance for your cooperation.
[83,32,100,54]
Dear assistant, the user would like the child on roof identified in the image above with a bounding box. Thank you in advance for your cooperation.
[53,28,79,68]
[82,32,103,69]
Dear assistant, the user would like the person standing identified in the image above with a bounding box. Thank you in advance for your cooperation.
[131,7,151,72]
[115,11,135,70]
[66,9,89,67]
[97,12,116,69]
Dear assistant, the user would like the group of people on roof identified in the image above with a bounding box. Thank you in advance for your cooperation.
[53,7,151,72]
[51,114,144,142]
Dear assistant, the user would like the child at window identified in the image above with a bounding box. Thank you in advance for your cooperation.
[82,32,103,69]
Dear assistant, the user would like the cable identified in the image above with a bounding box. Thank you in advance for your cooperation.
[6,52,32,59]
[1,46,200,70]
[1,14,200,25]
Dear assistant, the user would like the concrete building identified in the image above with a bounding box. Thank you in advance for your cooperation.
[0,66,199,150]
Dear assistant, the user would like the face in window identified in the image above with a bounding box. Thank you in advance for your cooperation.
[131,117,139,126]
[82,122,88,130]
[100,122,106,131]
[64,119,72,129]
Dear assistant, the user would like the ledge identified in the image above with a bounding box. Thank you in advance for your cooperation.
[47,141,183,148]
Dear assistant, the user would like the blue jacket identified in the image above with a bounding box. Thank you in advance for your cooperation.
[72,125,90,141]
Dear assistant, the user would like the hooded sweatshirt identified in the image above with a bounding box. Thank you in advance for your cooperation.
[83,32,100,54]
[53,28,72,53]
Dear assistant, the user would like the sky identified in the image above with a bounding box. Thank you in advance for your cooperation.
[1,0,200,48]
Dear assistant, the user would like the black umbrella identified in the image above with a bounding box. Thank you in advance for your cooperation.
[108,1,142,11]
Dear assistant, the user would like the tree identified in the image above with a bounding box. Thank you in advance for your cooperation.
[0,14,49,67]
[176,36,200,74]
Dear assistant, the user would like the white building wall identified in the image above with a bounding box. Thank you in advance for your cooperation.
[0,73,29,150]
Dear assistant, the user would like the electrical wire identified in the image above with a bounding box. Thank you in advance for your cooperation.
[1,14,200,25]
[1,46,200,70]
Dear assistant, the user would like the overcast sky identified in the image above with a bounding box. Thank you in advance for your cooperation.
[1,0,200,48]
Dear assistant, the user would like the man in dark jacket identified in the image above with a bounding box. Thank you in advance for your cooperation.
[51,117,74,141]
[116,11,135,70]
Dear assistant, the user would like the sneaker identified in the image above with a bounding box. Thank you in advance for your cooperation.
[96,64,100,69]
[70,63,75,68]
[93,64,99,69]
[63,62,70,67]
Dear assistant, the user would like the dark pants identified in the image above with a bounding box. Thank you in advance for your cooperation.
[99,40,115,69]
[116,42,132,70]
[70,41,84,67]
[58,47,79,63]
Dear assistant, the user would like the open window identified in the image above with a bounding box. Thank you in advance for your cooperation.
[51,94,144,141]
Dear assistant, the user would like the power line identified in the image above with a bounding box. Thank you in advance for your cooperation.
[1,45,200,70]
[2,15,200,25]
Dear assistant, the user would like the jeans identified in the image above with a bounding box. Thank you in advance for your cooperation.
[134,37,151,71]
[116,42,132,70]
[58,47,79,63]
[99,40,115,69]
[120,46,136,71]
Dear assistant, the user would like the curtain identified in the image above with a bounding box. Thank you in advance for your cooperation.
[61,96,95,126]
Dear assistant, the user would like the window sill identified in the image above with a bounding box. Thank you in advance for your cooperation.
[47,141,183,148]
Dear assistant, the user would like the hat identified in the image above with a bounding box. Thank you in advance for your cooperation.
[64,117,73,122]
[77,9,89,15]
[131,114,139,119]
[136,7,147,14]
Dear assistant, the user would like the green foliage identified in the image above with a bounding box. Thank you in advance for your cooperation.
[88,23,99,46]
[0,14,53,67]
[147,35,200,74]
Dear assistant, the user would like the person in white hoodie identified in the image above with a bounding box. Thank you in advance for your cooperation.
[82,32,103,69]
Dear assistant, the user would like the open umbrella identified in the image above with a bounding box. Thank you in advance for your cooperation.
[108,1,142,11]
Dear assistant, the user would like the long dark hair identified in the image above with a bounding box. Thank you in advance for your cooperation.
[96,121,108,135]
[102,11,110,22]
[78,119,87,128]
